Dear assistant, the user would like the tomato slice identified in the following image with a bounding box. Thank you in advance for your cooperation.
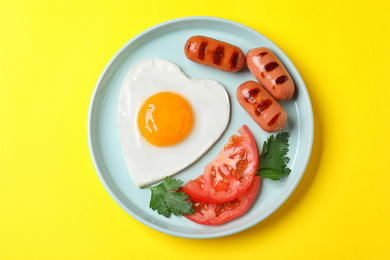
[184,176,260,225]
[183,125,258,203]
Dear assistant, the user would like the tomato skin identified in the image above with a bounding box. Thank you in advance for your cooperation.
[184,176,260,225]
[183,125,258,204]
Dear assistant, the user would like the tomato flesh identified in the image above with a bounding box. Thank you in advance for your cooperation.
[184,176,260,225]
[183,125,258,203]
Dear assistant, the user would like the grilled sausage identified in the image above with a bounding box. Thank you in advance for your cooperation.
[237,81,287,133]
[246,47,294,101]
[184,36,245,72]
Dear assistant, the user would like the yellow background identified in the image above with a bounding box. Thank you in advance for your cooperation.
[1,0,389,259]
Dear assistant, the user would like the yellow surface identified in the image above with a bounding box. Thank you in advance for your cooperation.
[1,0,389,259]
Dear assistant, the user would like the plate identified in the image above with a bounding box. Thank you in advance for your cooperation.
[87,16,313,239]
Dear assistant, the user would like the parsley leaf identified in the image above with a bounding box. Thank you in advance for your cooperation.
[144,177,194,218]
[257,132,291,181]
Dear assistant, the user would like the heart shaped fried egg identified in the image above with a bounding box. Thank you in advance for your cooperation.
[118,58,230,187]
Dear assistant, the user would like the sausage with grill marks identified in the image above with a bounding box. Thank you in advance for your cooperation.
[184,36,246,72]
[237,81,287,133]
[246,47,295,101]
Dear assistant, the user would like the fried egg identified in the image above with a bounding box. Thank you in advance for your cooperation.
[117,58,230,187]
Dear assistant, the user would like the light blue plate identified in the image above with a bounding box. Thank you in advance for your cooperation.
[87,16,313,239]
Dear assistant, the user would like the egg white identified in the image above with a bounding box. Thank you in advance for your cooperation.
[117,58,230,187]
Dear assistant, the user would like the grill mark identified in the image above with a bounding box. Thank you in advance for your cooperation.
[213,46,224,65]
[198,41,207,60]
[258,52,268,57]
[264,61,279,72]
[255,99,272,116]
[244,88,272,116]
[261,72,265,78]
[275,75,288,84]
[267,112,281,126]
[230,51,239,69]
[244,88,260,103]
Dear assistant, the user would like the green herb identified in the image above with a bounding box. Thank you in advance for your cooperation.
[144,177,194,218]
[257,132,291,180]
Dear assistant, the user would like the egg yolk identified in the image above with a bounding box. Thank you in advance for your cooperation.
[137,92,194,147]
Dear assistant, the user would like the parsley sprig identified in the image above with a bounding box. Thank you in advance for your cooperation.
[143,177,194,218]
[256,132,291,180]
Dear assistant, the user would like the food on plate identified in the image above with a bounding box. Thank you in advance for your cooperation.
[246,47,295,101]
[257,132,291,180]
[184,35,246,72]
[144,177,194,218]
[117,58,230,187]
[144,131,291,225]
[183,125,258,204]
[237,81,287,133]
[137,92,193,147]
[184,176,260,225]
